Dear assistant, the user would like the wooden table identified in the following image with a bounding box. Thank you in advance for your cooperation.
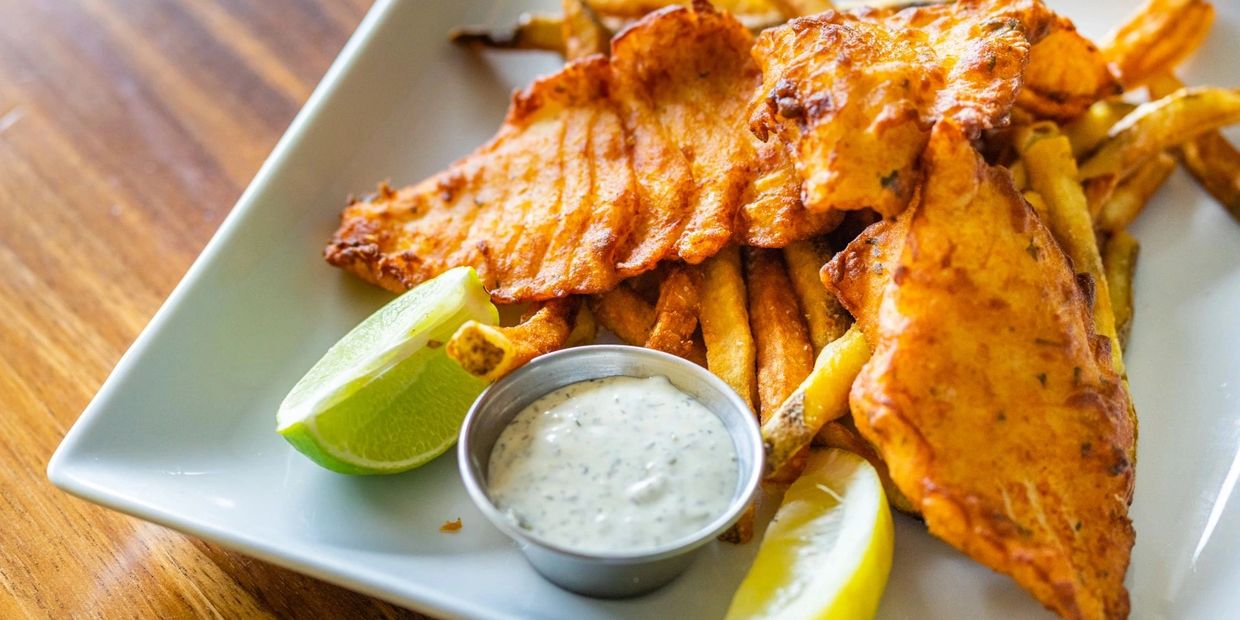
[0,1,422,616]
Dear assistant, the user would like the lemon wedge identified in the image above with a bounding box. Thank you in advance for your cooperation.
[727,449,894,620]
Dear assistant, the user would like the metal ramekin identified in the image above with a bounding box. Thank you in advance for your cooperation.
[457,345,763,598]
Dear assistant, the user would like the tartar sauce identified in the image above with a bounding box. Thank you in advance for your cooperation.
[486,375,738,553]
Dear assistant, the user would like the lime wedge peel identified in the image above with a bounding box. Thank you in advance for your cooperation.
[727,448,894,620]
[277,266,498,474]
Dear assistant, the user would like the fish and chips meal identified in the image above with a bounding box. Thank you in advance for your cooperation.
[279,0,1239,617]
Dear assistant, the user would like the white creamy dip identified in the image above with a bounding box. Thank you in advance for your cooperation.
[486,375,738,553]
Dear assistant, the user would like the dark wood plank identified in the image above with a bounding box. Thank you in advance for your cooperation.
[0,0,424,616]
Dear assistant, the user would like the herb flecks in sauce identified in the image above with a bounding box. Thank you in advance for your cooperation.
[486,376,737,553]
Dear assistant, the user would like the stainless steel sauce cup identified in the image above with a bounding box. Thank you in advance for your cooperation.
[457,345,763,598]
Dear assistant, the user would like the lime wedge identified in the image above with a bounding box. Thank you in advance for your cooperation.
[727,449,894,620]
[277,266,498,475]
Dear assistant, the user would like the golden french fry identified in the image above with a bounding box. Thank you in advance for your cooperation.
[1011,121,1061,155]
[451,13,566,54]
[768,0,833,19]
[645,265,705,364]
[783,239,851,354]
[565,304,598,347]
[586,0,778,18]
[446,298,579,381]
[563,0,611,60]
[700,247,759,544]
[1023,191,1050,224]
[1180,132,1240,222]
[1078,88,1240,188]
[1103,230,1140,349]
[1149,74,1240,223]
[1099,0,1216,88]
[761,325,869,478]
[814,418,917,514]
[1010,160,1028,191]
[1021,134,1125,374]
[745,248,816,423]
[700,246,758,409]
[590,283,656,345]
[1097,153,1176,232]
[1063,99,1138,159]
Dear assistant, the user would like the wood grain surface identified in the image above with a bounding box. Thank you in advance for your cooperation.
[0,1,424,617]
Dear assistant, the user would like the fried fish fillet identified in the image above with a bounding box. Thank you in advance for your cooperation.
[835,122,1135,619]
[326,57,633,302]
[749,0,1056,217]
[1017,17,1121,121]
[328,2,835,303]
[821,209,908,339]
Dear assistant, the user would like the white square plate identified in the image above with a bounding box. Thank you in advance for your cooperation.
[49,0,1240,617]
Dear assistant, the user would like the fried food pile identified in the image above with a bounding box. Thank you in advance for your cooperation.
[326,0,1240,617]
[837,123,1135,618]
[327,5,835,303]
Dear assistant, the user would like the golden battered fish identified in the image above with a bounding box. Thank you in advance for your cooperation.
[1018,17,1122,121]
[327,2,836,303]
[749,0,1056,217]
[837,122,1135,619]
[325,57,634,302]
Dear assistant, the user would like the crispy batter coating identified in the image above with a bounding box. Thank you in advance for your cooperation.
[328,3,836,302]
[645,264,705,363]
[1018,18,1121,121]
[843,122,1135,620]
[611,2,758,269]
[326,57,633,303]
[821,212,909,340]
[749,0,1055,217]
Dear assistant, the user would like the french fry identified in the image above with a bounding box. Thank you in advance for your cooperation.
[586,0,778,19]
[1099,0,1216,88]
[1096,153,1176,233]
[761,325,869,478]
[1021,133,1125,374]
[446,298,580,381]
[590,283,656,345]
[1078,88,1240,202]
[746,248,814,484]
[1010,160,1028,191]
[1063,99,1137,159]
[453,1,612,59]
[1011,121,1061,155]
[1103,230,1140,349]
[783,239,851,354]
[768,0,833,19]
[1179,132,1240,223]
[745,248,815,423]
[700,246,758,409]
[814,418,917,515]
[563,0,612,60]
[565,304,598,347]
[451,13,567,55]
[1149,74,1240,223]
[1023,191,1050,224]
[645,265,706,365]
[699,247,759,544]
